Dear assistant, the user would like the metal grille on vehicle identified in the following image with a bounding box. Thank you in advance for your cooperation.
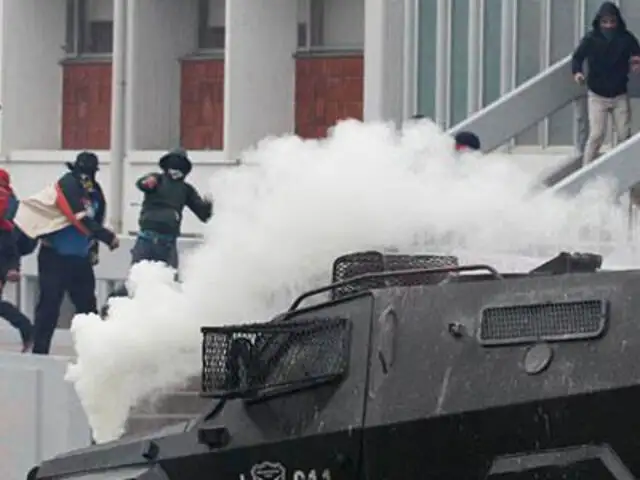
[331,251,459,299]
[479,299,608,346]
[201,317,351,398]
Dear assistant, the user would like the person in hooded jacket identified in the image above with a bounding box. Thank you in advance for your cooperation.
[102,149,212,312]
[15,152,120,354]
[0,168,33,351]
[572,2,640,165]
[131,148,212,269]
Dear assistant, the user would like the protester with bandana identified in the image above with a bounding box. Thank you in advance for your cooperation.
[14,151,119,354]
[130,148,212,269]
[102,149,212,315]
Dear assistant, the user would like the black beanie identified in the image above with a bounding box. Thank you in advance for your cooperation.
[159,148,193,176]
[67,151,99,175]
[454,131,481,151]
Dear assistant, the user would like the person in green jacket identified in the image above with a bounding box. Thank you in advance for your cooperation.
[104,149,212,309]
[131,148,212,269]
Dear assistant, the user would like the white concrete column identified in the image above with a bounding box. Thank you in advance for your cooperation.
[124,0,137,153]
[129,0,197,151]
[1,0,65,152]
[402,0,418,118]
[224,0,297,160]
[363,0,405,125]
[110,0,127,233]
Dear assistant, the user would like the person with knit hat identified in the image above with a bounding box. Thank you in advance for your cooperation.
[131,148,212,269]
[13,151,119,354]
[0,168,33,351]
[454,131,482,153]
[102,149,212,313]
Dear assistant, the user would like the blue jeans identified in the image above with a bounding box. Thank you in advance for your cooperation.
[130,234,178,270]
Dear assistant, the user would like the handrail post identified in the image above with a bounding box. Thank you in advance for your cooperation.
[109,0,127,235]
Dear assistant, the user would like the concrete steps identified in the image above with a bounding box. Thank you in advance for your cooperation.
[124,377,212,437]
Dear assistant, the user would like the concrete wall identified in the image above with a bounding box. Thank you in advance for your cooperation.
[1,0,66,151]
[0,353,90,480]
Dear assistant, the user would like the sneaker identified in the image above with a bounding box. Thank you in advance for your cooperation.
[21,339,33,353]
[20,324,33,353]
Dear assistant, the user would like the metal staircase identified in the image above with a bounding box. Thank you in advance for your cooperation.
[448,56,581,153]
[447,53,640,194]
[549,132,640,197]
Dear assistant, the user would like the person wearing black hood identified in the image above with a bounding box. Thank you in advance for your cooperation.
[102,149,212,312]
[572,2,640,165]
[130,148,212,269]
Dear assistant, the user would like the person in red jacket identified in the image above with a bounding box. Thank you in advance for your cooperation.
[0,168,33,352]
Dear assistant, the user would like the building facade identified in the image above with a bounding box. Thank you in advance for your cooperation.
[2,0,640,236]
[0,0,365,236]
[3,0,640,349]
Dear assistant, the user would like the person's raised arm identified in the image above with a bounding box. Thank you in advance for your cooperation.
[136,173,161,193]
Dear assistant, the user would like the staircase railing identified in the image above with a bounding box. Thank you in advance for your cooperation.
[448,51,640,193]
[448,55,583,152]
[548,131,640,198]
[541,154,584,187]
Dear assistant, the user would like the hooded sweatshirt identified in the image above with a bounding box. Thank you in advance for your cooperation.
[135,150,212,237]
[572,2,640,98]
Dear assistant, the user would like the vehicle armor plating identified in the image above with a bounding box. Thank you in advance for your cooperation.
[27,251,640,480]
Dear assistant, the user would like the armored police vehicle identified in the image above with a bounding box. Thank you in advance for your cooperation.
[27,250,637,479]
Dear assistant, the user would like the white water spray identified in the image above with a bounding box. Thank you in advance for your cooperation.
[65,119,640,443]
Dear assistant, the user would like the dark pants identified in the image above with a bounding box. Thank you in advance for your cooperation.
[131,235,179,269]
[13,226,38,257]
[0,229,33,346]
[103,235,179,315]
[0,298,32,345]
[32,246,97,355]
